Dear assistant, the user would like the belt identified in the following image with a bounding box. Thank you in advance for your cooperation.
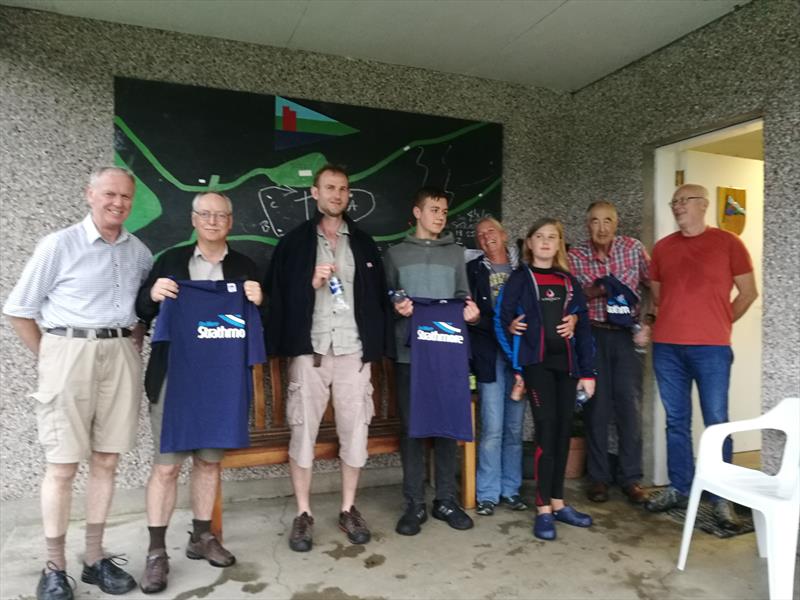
[590,320,625,331]
[46,327,132,339]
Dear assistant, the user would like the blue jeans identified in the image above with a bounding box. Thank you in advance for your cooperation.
[476,355,525,502]
[653,343,734,496]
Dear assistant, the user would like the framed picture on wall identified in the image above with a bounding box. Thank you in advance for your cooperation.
[717,186,746,235]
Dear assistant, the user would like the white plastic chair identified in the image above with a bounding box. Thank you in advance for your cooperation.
[677,397,800,600]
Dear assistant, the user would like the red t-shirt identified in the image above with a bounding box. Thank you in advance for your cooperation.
[651,227,752,346]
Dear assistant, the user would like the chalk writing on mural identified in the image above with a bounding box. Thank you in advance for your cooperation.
[257,185,376,236]
[449,208,494,246]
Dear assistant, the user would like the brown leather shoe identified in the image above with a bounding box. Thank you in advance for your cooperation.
[185,532,235,567]
[339,505,371,545]
[623,483,650,505]
[586,481,609,503]
[139,551,169,594]
[289,512,314,552]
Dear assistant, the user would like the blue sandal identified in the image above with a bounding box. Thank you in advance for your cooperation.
[553,505,592,527]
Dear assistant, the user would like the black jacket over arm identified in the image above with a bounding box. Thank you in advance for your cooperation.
[263,212,394,363]
[467,256,501,383]
[135,244,260,403]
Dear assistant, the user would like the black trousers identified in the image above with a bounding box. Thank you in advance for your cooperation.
[395,363,458,506]
[585,327,643,486]
[523,363,576,506]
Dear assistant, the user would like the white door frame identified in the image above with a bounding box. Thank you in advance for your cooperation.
[648,118,763,485]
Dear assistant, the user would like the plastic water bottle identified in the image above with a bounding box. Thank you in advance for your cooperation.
[390,289,408,304]
[631,323,647,354]
[576,388,589,409]
[510,374,525,401]
[329,275,350,310]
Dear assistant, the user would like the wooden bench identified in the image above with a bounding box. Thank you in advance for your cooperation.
[211,358,476,538]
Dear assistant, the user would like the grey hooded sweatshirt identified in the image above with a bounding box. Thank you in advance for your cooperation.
[383,233,470,363]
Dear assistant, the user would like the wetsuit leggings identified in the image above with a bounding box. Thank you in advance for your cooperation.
[523,363,577,506]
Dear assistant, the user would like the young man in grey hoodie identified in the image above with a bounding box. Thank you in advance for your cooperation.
[384,187,480,536]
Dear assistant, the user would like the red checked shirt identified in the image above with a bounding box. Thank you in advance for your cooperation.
[568,235,650,322]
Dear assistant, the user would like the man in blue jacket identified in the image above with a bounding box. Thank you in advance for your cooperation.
[264,165,393,553]
[467,217,528,515]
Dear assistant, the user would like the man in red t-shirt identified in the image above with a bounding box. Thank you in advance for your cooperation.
[645,184,758,531]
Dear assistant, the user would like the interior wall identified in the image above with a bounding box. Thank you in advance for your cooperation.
[0,5,569,500]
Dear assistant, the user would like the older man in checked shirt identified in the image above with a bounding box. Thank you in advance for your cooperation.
[4,166,152,600]
[568,200,651,505]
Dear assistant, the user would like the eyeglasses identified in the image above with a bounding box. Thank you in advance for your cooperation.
[669,196,706,208]
[193,210,231,221]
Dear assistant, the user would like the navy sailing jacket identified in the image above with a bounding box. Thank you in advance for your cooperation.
[466,253,520,383]
[493,265,595,379]
[263,212,394,362]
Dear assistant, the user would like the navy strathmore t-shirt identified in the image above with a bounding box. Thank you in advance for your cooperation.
[153,280,266,453]
[409,298,473,441]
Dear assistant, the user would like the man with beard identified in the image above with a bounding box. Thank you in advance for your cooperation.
[264,165,392,552]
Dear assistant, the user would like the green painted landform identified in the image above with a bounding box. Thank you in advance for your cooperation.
[115,115,488,190]
[115,115,498,250]
[115,116,327,192]
[349,122,487,184]
[116,152,162,233]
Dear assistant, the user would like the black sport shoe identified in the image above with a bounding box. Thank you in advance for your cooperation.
[81,556,136,595]
[475,500,496,516]
[339,505,371,545]
[395,504,427,536]
[432,499,474,530]
[37,563,75,600]
[289,512,314,552]
[713,499,741,531]
[499,495,528,511]
[645,486,689,512]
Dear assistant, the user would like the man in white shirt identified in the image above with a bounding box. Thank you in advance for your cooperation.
[4,166,152,600]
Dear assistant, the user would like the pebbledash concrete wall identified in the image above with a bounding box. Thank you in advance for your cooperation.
[1,0,798,501]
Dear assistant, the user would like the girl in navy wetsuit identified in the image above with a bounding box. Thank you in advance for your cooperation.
[495,218,596,541]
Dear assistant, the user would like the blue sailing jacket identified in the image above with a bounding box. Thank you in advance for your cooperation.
[493,265,595,379]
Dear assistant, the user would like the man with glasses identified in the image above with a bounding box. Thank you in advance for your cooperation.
[4,166,152,600]
[135,192,262,593]
[645,184,758,530]
[568,201,651,506]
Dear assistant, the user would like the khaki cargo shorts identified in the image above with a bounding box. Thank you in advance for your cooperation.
[287,352,374,469]
[32,332,142,463]
[149,382,225,465]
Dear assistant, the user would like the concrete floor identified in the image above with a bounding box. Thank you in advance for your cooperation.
[1,479,795,600]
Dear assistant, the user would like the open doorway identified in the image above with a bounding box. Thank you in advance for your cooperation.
[650,118,764,484]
